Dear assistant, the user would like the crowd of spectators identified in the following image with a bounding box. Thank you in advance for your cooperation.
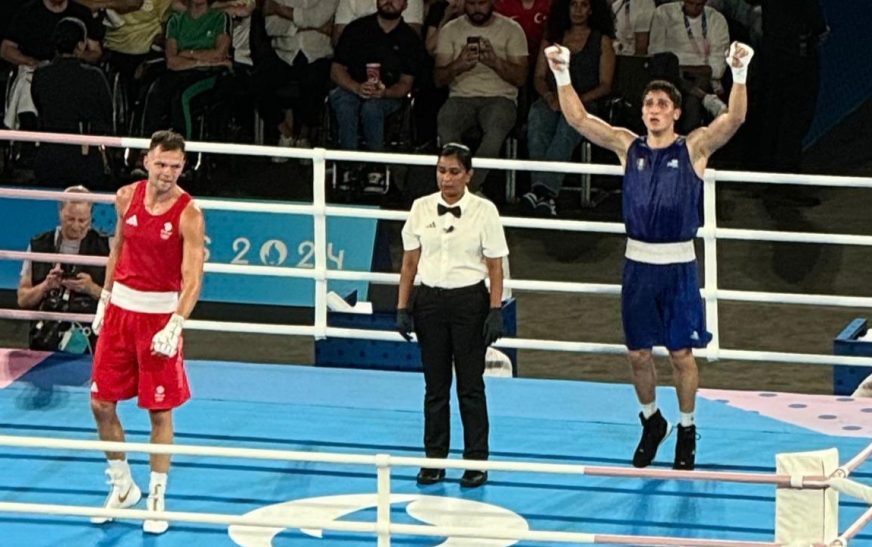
[0,0,828,211]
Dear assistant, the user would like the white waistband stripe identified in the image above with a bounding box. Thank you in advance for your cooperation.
[110,282,179,314]
[625,238,696,265]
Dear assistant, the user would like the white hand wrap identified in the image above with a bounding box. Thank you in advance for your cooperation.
[544,44,572,87]
[92,289,111,335]
[726,41,754,85]
[151,313,185,358]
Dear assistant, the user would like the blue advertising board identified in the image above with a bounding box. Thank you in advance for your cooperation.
[0,194,377,307]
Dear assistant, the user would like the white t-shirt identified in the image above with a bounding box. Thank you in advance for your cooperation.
[649,3,729,78]
[435,14,528,101]
[334,0,424,25]
[612,0,656,55]
[402,190,509,289]
[267,0,338,65]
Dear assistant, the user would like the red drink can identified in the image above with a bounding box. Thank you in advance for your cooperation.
[366,63,381,83]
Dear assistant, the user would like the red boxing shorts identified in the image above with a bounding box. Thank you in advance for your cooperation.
[92,303,191,410]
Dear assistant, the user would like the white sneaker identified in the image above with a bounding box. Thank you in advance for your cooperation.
[271,134,295,163]
[702,94,727,118]
[91,469,142,524]
[143,484,169,534]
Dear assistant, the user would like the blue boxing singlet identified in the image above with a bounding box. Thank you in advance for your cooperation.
[622,136,702,244]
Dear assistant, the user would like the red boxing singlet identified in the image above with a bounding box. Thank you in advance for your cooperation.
[114,180,192,292]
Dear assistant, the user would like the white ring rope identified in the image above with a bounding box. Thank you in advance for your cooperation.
[0,433,860,546]
[5,129,872,186]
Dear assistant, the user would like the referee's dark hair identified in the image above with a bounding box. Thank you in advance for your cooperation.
[53,17,87,56]
[439,142,473,171]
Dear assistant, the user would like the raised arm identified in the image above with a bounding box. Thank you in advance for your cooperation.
[687,42,754,168]
[545,45,635,161]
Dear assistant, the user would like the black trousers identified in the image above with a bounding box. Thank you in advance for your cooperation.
[252,54,331,130]
[413,281,490,460]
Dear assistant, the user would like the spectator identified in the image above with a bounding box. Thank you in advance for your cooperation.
[31,17,113,189]
[329,0,425,187]
[17,185,110,353]
[214,0,256,68]
[98,0,177,105]
[611,0,655,55]
[1,0,103,130]
[494,0,552,62]
[434,0,528,194]
[649,0,729,133]
[141,0,232,138]
[333,0,425,45]
[522,0,615,216]
[255,0,337,156]
[414,0,465,149]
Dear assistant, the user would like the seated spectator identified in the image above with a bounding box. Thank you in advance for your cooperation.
[434,0,528,194]
[97,0,177,108]
[31,18,113,189]
[649,0,729,133]
[214,0,256,68]
[141,0,232,138]
[611,0,655,55]
[414,0,464,149]
[329,0,425,186]
[1,0,103,130]
[254,0,337,157]
[17,186,111,353]
[333,0,425,45]
[494,0,552,64]
[522,0,614,216]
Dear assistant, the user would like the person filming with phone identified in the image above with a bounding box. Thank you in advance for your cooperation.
[433,0,528,196]
[17,185,111,353]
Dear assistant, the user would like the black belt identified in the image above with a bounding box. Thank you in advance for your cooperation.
[420,280,485,296]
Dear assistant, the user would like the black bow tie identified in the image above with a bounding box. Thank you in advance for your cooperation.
[438,204,461,218]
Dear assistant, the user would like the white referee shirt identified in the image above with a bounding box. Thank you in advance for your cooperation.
[401,190,509,289]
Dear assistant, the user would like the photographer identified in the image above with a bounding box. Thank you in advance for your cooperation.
[17,186,110,353]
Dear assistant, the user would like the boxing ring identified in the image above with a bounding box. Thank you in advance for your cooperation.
[0,130,871,546]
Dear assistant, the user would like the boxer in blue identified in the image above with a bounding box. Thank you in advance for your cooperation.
[543,41,754,470]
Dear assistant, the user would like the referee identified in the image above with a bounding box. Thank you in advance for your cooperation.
[396,143,509,488]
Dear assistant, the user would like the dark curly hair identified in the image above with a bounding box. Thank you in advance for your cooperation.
[545,0,616,42]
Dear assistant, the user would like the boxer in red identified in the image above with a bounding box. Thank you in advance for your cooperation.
[89,130,206,534]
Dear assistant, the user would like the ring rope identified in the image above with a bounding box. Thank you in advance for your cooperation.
[0,434,868,545]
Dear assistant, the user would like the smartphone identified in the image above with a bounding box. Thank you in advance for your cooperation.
[466,36,481,54]
[61,271,79,279]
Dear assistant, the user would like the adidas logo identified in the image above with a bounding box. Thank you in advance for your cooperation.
[125,215,138,227]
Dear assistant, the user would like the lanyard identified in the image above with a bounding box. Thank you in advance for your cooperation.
[616,0,631,13]
[682,9,710,58]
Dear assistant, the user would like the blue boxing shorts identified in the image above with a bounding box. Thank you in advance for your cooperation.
[621,258,712,351]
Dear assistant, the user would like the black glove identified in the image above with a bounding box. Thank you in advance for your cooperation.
[396,308,414,342]
[482,308,504,346]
